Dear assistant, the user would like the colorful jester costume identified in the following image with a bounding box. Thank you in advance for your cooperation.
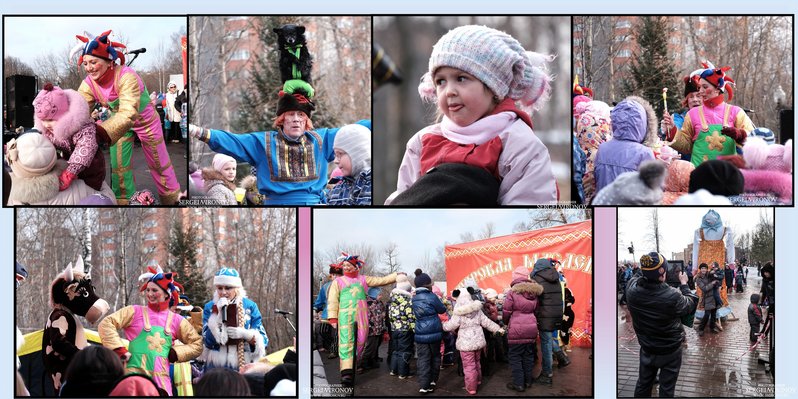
[326,254,397,381]
[75,30,181,205]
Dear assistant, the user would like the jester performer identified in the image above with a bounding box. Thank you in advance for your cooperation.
[99,264,202,395]
[326,254,402,386]
[692,210,735,321]
[73,30,181,204]
[662,61,754,167]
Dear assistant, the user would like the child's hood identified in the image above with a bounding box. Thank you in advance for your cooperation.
[610,96,657,145]
[452,289,483,316]
[202,168,236,191]
[34,89,93,143]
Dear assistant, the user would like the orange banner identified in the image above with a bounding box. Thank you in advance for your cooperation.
[445,220,593,347]
[181,36,188,86]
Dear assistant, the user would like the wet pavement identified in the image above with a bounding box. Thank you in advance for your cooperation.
[102,140,188,202]
[315,337,592,397]
[618,266,774,397]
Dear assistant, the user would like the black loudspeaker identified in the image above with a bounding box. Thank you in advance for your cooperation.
[779,109,793,145]
[5,75,37,130]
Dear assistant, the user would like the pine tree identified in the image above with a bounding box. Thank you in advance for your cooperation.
[233,17,339,132]
[624,17,680,116]
[168,217,209,307]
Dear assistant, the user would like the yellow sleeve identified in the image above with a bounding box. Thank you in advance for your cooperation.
[98,306,135,350]
[365,273,398,287]
[735,111,755,133]
[101,72,141,145]
[669,113,694,155]
[77,81,97,111]
[174,318,203,362]
[327,280,340,320]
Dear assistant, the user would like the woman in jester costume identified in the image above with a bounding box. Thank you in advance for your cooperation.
[99,264,202,395]
[662,61,753,167]
[72,30,181,204]
[327,254,402,386]
[692,210,735,321]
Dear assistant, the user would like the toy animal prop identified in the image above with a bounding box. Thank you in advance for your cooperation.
[274,24,313,85]
[43,255,110,391]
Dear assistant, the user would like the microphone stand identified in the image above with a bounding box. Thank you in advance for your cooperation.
[278,311,296,333]
[127,53,141,68]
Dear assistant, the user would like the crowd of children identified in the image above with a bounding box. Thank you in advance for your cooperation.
[314,255,579,395]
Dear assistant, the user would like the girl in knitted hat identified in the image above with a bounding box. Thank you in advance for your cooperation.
[98,264,203,395]
[387,25,557,205]
[326,124,372,205]
[326,254,400,387]
[32,82,106,193]
[201,267,269,371]
[73,30,181,205]
[202,153,239,205]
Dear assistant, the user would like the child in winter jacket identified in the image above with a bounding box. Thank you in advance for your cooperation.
[202,153,238,205]
[748,293,763,343]
[443,287,504,395]
[411,269,446,394]
[326,124,372,205]
[388,274,415,378]
[502,266,544,392]
[33,83,105,192]
[362,287,386,371]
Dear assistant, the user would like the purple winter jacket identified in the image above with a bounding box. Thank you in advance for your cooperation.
[502,278,544,345]
[594,98,656,195]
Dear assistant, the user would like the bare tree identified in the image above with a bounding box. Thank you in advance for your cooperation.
[382,242,401,274]
[644,209,663,253]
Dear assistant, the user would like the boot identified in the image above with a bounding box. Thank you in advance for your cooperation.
[537,374,552,385]
[555,350,571,368]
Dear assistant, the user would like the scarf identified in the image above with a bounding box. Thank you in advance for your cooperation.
[439,98,532,145]
[701,210,723,233]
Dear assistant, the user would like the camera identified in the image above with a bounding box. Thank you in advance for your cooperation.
[665,260,684,287]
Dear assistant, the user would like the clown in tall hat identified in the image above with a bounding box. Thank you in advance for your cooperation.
[662,61,754,167]
[326,253,402,386]
[99,262,202,395]
[73,29,181,205]
[201,267,269,371]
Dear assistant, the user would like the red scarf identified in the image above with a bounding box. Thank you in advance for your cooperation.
[148,301,169,312]
[703,94,724,108]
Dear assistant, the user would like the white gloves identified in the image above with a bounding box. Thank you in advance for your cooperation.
[189,124,204,139]
[216,297,229,309]
[227,326,257,341]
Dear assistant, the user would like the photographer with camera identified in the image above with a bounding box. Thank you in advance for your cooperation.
[626,252,697,398]
[695,263,722,336]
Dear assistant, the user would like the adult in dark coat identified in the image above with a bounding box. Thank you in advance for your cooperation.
[531,258,569,385]
[626,252,697,398]
[695,263,720,336]
[503,266,544,391]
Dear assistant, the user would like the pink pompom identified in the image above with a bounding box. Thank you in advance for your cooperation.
[417,72,437,102]
[743,136,771,170]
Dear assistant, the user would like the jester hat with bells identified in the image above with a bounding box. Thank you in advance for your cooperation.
[70,30,127,67]
[138,263,184,308]
[689,60,735,101]
[49,255,110,324]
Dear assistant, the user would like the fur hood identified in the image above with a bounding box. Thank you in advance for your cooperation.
[34,89,93,143]
[8,160,65,204]
[626,96,658,147]
[202,168,236,191]
[511,280,544,296]
[240,175,258,191]
[452,293,484,316]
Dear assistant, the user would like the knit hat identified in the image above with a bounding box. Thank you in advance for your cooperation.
[138,263,184,306]
[512,266,530,281]
[743,136,792,173]
[5,132,57,178]
[414,268,432,288]
[33,83,69,121]
[334,124,371,176]
[276,90,315,117]
[682,75,699,97]
[328,263,343,275]
[639,252,667,281]
[212,153,237,173]
[689,61,735,100]
[484,288,498,300]
[572,95,591,116]
[367,287,381,300]
[688,159,744,196]
[74,30,126,66]
[418,25,553,111]
[592,160,666,205]
[391,163,499,206]
[576,100,612,153]
[396,273,412,292]
[214,267,243,288]
[748,127,776,145]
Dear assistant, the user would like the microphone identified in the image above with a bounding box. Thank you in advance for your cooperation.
[275,309,293,315]
[128,48,147,55]
[221,305,228,323]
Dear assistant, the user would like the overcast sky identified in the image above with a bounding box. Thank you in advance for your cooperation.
[617,208,773,263]
[4,16,186,71]
[313,209,533,273]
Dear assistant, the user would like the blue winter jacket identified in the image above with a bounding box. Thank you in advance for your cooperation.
[412,287,446,343]
[594,99,654,193]
[313,281,332,319]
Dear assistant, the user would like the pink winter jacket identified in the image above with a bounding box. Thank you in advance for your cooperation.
[389,119,557,205]
[443,293,502,352]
